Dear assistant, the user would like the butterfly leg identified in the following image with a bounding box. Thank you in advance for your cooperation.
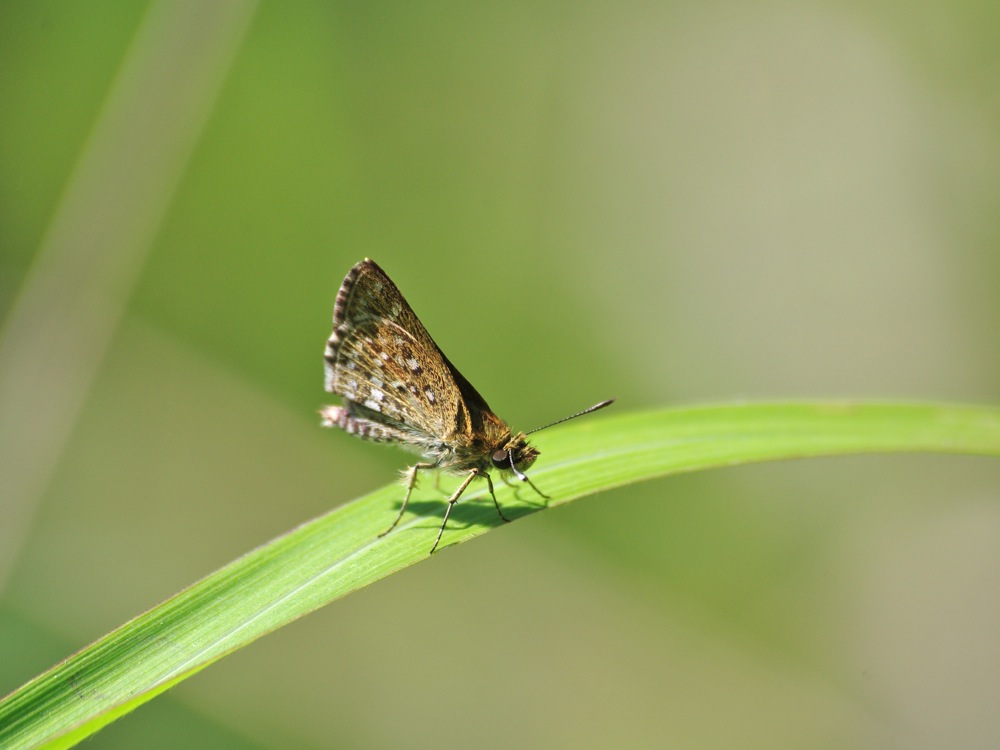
[522,474,551,500]
[430,468,480,553]
[482,471,511,524]
[500,470,550,501]
[430,469,512,553]
[380,462,435,538]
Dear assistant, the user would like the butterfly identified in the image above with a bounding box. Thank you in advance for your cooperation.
[320,259,613,553]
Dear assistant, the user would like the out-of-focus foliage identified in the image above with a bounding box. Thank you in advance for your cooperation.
[2,1,999,748]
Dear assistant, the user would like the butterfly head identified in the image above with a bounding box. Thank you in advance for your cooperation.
[490,433,539,480]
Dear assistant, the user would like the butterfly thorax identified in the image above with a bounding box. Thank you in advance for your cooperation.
[442,414,539,476]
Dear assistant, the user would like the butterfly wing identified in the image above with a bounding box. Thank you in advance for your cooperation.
[324,259,492,444]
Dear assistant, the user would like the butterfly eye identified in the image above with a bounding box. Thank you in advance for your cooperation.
[491,449,509,469]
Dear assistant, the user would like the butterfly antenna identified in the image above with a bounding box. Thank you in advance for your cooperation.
[525,398,615,435]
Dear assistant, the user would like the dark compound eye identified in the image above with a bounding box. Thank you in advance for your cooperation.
[491,449,509,469]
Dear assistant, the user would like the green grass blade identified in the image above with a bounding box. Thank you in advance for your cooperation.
[2,401,999,748]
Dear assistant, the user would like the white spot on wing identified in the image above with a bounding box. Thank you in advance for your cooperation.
[364,399,382,412]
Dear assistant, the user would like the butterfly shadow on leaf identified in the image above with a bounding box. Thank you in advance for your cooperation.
[391,480,548,538]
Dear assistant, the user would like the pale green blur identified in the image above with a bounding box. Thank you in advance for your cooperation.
[2,2,999,748]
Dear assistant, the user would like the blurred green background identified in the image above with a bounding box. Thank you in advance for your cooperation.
[2,1,1000,748]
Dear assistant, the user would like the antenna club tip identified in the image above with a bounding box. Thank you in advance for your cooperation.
[585,398,616,413]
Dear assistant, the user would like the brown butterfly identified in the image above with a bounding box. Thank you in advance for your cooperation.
[320,259,613,553]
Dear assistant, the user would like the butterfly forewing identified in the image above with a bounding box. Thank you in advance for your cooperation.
[324,260,478,447]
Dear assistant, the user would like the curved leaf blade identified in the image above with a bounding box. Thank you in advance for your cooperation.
[2,401,999,748]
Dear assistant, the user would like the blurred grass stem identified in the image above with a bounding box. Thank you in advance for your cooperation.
[0,0,258,591]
